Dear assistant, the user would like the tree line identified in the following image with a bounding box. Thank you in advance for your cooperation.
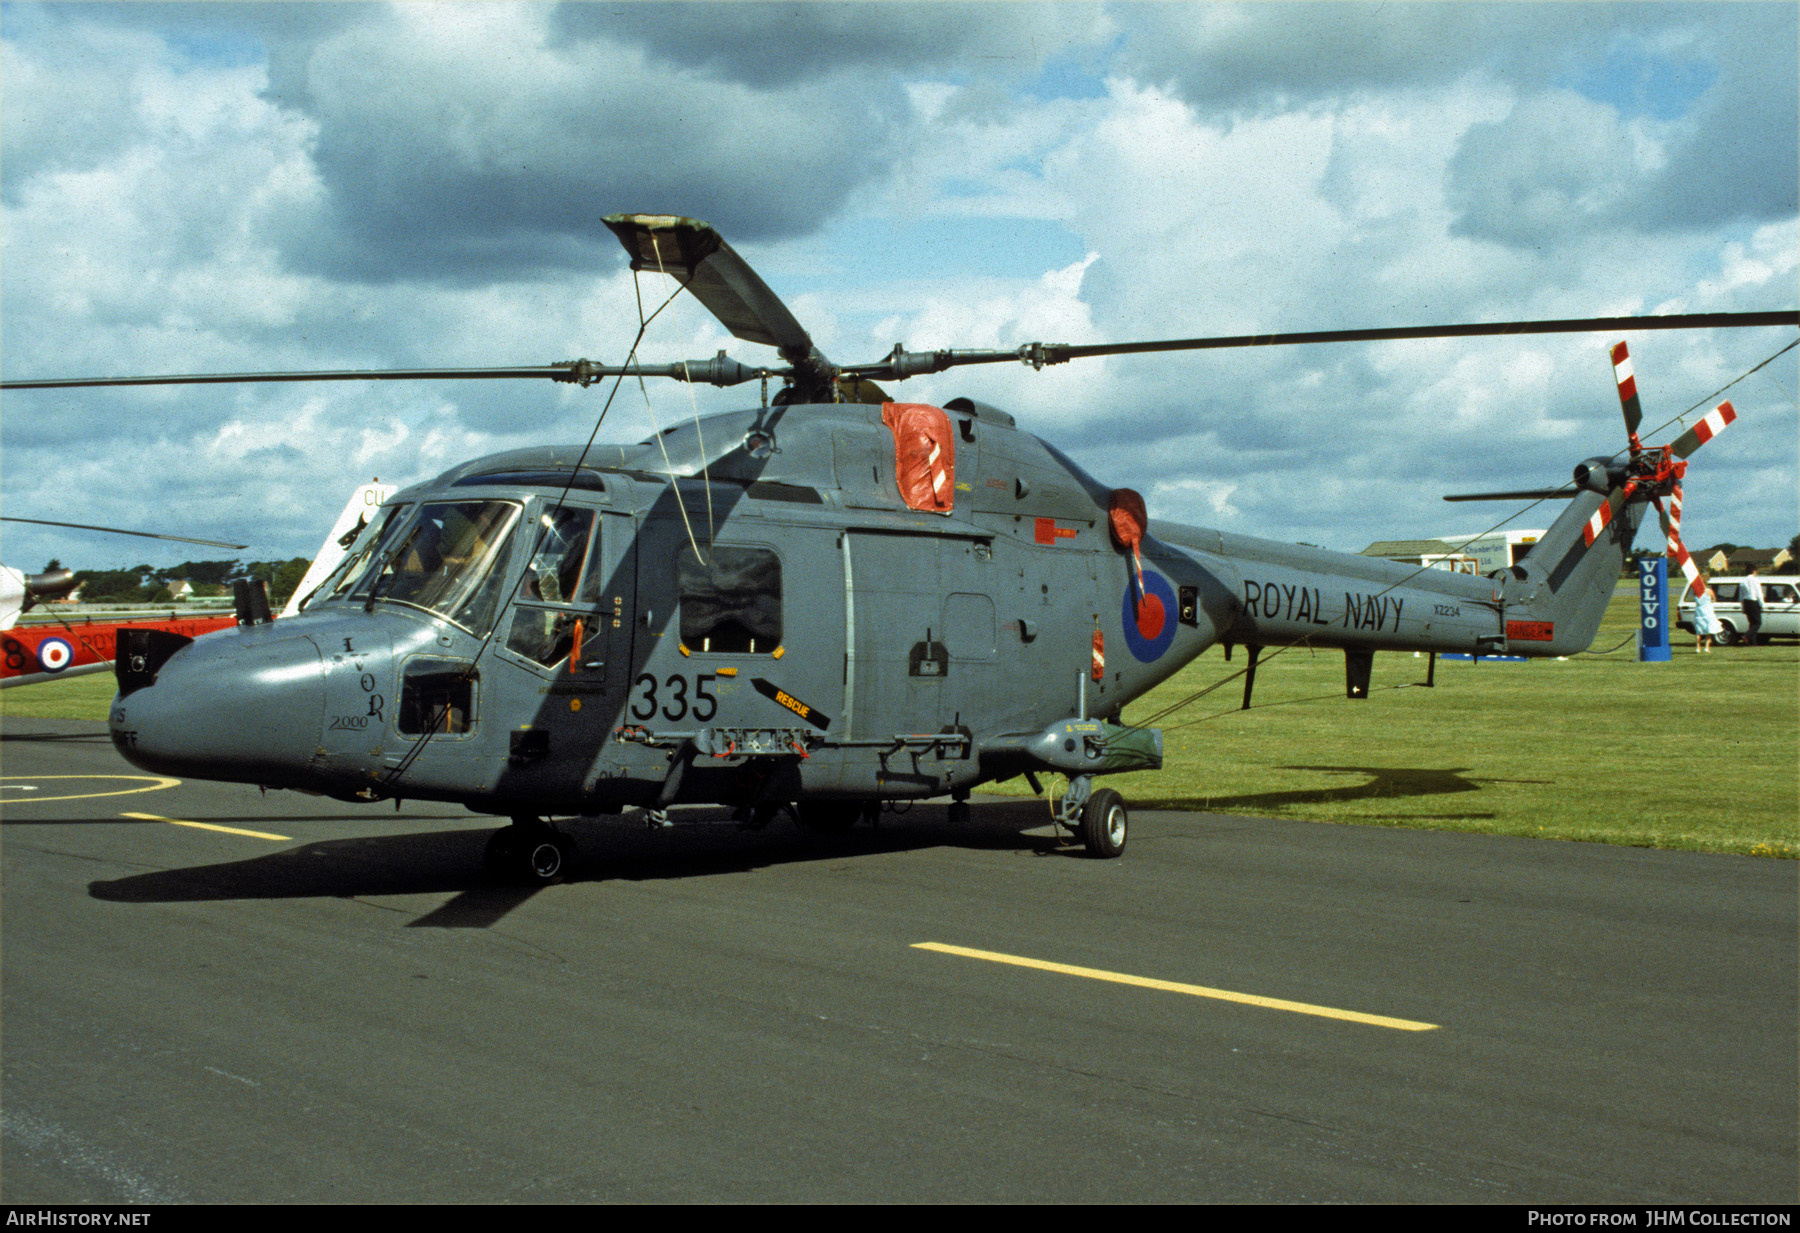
[51,558,312,604]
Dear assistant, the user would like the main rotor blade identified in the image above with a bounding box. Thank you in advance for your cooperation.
[2,366,586,390]
[1038,311,1799,363]
[603,213,836,396]
[844,310,1798,382]
[0,357,766,392]
[1442,488,1574,502]
[2,517,248,550]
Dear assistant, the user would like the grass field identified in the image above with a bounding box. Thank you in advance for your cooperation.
[5,584,1795,855]
[994,583,1799,858]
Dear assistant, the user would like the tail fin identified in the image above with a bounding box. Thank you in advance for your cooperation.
[1501,489,1645,655]
[278,481,397,618]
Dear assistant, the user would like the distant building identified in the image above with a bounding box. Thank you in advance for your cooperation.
[1363,530,1544,575]
[166,579,195,601]
[1697,546,1789,574]
[1360,539,1479,573]
[1434,530,1544,573]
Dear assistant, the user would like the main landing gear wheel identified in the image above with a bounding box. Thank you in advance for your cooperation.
[486,817,573,884]
[1080,788,1128,859]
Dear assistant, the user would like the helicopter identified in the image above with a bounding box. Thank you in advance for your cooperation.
[3,213,1792,883]
[0,517,247,688]
[0,486,392,688]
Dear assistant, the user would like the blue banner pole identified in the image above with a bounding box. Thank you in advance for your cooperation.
[1638,556,1671,662]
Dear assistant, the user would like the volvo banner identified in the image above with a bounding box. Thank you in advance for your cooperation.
[1638,556,1671,663]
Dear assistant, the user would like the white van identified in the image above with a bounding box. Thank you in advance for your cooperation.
[1676,576,1799,644]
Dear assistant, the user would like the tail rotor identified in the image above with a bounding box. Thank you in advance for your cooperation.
[1584,341,1738,596]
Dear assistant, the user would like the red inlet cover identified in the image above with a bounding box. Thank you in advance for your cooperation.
[1107,487,1148,552]
[1108,487,1149,587]
[881,402,955,514]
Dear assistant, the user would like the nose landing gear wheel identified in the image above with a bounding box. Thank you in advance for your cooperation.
[486,817,573,884]
[1079,788,1128,859]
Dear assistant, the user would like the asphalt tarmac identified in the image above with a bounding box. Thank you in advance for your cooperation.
[2,715,1794,1204]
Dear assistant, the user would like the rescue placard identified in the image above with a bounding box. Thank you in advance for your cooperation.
[752,677,832,730]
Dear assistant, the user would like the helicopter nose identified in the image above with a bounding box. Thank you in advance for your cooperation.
[110,630,325,785]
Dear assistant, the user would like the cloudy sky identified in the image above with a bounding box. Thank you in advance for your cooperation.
[3,1,1795,573]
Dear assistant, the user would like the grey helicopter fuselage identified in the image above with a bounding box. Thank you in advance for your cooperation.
[108,394,1638,818]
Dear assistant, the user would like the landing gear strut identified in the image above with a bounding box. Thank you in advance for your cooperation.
[485,816,574,884]
[1054,775,1129,859]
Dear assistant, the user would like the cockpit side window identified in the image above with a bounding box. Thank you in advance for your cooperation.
[679,545,781,654]
[517,506,594,605]
[505,505,601,670]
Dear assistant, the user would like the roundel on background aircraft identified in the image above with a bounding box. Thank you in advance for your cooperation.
[1121,570,1178,662]
[36,636,74,673]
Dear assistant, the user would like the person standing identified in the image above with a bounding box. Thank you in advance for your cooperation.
[1740,565,1765,646]
[1693,576,1720,652]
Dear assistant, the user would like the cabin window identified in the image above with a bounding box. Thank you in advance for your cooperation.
[679,545,781,654]
[398,658,477,735]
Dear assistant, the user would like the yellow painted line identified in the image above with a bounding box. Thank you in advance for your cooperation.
[121,812,291,842]
[911,942,1439,1032]
[0,775,181,804]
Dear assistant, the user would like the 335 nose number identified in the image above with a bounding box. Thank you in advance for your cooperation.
[630,673,719,723]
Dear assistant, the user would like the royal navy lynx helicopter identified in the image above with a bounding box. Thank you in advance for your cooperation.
[5,214,1792,882]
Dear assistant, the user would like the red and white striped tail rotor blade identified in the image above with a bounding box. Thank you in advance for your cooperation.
[1670,401,1737,460]
[1611,341,1643,449]
[1581,483,1632,547]
[1655,494,1705,598]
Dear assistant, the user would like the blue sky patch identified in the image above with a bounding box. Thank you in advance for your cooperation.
[1027,52,1110,102]
[781,213,1090,290]
[1564,41,1717,121]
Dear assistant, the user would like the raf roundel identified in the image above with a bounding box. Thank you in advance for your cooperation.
[1121,570,1179,663]
[36,637,74,673]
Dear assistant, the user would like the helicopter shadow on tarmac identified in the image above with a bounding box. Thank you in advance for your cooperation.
[84,798,1070,928]
[1134,763,1550,821]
